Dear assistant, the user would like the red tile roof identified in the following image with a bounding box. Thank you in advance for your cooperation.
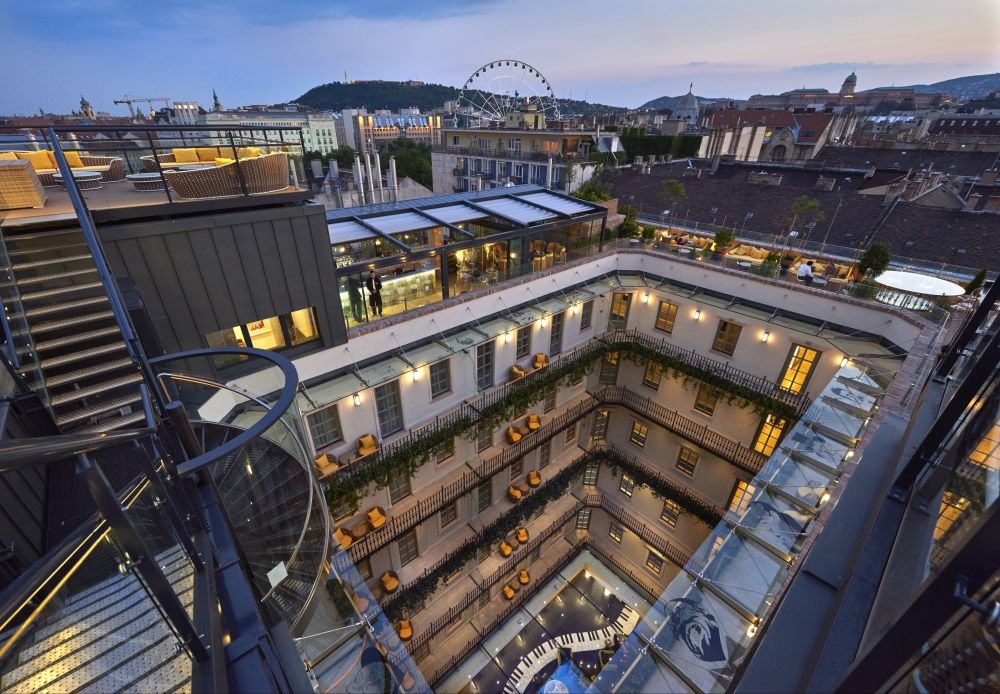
[704,110,796,129]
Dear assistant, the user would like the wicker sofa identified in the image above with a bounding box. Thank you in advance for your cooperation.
[141,146,264,171]
[162,152,290,200]
[0,150,123,186]
[0,160,47,210]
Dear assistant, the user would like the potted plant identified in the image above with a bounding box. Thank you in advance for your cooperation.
[641,225,656,248]
[713,229,736,256]
[964,268,987,295]
[779,253,798,276]
[850,278,879,299]
[856,242,892,279]
[757,252,780,278]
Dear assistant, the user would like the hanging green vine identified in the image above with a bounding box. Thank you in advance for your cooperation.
[325,342,797,515]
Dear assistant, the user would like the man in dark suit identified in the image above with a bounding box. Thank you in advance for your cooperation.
[365,269,383,317]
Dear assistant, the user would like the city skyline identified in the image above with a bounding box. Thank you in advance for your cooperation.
[2,0,997,115]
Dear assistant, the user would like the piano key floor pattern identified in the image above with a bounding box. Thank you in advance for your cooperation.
[503,605,641,694]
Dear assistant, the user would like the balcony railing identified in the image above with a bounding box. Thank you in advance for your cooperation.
[433,144,597,165]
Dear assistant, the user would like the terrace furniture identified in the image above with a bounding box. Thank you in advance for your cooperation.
[367,506,387,531]
[518,483,530,497]
[516,527,529,544]
[506,426,522,445]
[503,584,515,600]
[314,453,339,479]
[140,146,261,171]
[0,160,47,210]
[125,172,166,191]
[162,152,290,200]
[507,485,522,502]
[527,470,541,488]
[333,527,352,551]
[397,619,413,640]
[533,353,549,369]
[7,150,124,184]
[499,540,513,557]
[518,569,530,585]
[510,365,528,381]
[357,433,379,458]
[526,414,541,432]
[349,522,369,541]
[381,571,400,594]
[52,170,103,191]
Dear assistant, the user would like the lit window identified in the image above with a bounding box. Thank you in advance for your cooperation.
[643,362,663,389]
[676,447,699,477]
[591,409,609,440]
[934,491,971,541]
[609,523,624,543]
[660,500,681,527]
[780,345,820,394]
[609,292,631,329]
[645,550,664,575]
[619,474,636,497]
[630,422,648,447]
[712,320,742,356]
[728,480,757,516]
[576,508,592,529]
[244,315,286,350]
[583,461,599,486]
[655,301,678,333]
[754,414,787,456]
[694,384,719,415]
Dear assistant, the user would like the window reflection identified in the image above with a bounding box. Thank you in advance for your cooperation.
[206,307,320,367]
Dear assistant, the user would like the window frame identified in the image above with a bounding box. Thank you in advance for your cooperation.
[398,528,419,566]
[307,404,343,449]
[693,384,719,416]
[580,300,594,330]
[655,301,678,334]
[476,424,493,453]
[538,440,551,468]
[619,473,636,497]
[374,380,404,436]
[583,461,600,486]
[388,470,412,504]
[728,480,757,516]
[591,409,609,440]
[642,361,663,390]
[549,311,565,355]
[630,421,648,447]
[564,422,577,444]
[575,508,592,529]
[645,550,665,575]
[477,479,492,512]
[440,499,459,528]
[754,414,787,457]
[429,359,452,399]
[660,500,681,527]
[516,326,531,359]
[676,446,699,477]
[476,341,495,391]
[712,320,743,356]
[779,344,821,394]
[609,522,624,543]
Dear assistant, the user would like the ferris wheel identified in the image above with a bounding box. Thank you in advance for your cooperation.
[458,60,561,125]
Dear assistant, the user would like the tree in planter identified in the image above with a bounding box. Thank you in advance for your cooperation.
[659,179,686,227]
[572,177,611,202]
[641,225,656,244]
[856,242,892,279]
[789,195,824,235]
[616,205,641,239]
[756,252,780,278]
[712,228,735,255]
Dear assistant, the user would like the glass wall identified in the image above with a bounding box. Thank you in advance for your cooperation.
[338,259,443,329]
[205,307,320,366]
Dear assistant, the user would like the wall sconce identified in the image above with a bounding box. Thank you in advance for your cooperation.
[693,309,702,321]
[819,492,831,505]
[760,331,770,343]
[411,367,421,382]
[352,393,361,406]
[540,315,548,327]
[746,623,759,638]
[504,331,511,343]
[510,252,517,259]
[642,293,650,304]
[840,356,850,368]
[571,302,579,314]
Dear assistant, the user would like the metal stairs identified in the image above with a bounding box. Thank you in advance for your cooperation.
[0,547,194,693]
[3,228,143,434]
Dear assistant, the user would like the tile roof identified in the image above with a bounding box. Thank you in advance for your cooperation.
[928,116,1000,136]
[817,146,1000,177]
[875,203,1000,271]
[704,110,796,129]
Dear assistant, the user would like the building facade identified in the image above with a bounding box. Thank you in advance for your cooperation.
[202,108,339,155]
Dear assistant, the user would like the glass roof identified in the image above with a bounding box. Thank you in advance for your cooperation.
[300,372,366,410]
[441,327,487,351]
[403,341,453,368]
[539,298,570,314]
[507,305,547,326]
[475,197,555,225]
[365,211,436,235]
[515,191,593,215]
[424,203,489,224]
[357,355,411,386]
[328,220,376,244]
[479,317,517,338]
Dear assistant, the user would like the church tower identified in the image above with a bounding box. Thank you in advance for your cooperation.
[80,95,95,119]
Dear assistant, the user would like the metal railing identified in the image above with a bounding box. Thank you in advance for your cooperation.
[432,144,598,165]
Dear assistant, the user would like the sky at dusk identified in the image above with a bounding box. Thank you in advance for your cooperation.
[2,0,998,115]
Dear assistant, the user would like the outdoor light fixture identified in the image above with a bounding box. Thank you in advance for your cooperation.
[693,309,702,321]
[504,331,511,343]
[761,331,770,343]
[642,293,650,304]
[820,492,831,505]
[352,393,361,406]
[840,356,850,368]
[541,315,548,327]
[411,368,421,382]
[747,623,759,638]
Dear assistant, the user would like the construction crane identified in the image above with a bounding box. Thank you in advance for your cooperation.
[113,95,172,119]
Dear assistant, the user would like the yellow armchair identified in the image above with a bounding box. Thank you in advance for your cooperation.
[357,434,379,458]
[367,506,386,531]
[397,619,413,640]
[499,540,513,557]
[506,426,522,445]
[516,527,529,544]
[314,453,339,479]
[507,485,522,502]
[510,365,528,381]
[533,353,549,369]
[381,571,399,593]
[526,414,541,431]
[503,584,515,600]
[527,470,541,488]
[333,527,352,551]
[518,569,530,585]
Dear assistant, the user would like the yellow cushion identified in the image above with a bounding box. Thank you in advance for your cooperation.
[172,148,200,163]
[0,151,18,161]
[236,146,262,159]
[16,150,55,171]
[63,151,84,168]
[217,146,237,159]
[196,147,220,162]
[813,262,827,274]
[214,158,234,166]
[359,434,376,448]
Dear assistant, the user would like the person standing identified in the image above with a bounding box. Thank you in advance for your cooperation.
[347,276,363,323]
[366,269,383,317]
[797,260,815,285]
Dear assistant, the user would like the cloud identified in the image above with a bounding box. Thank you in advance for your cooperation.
[791,61,892,72]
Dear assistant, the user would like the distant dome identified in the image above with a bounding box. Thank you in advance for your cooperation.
[844,72,857,84]
[674,83,699,123]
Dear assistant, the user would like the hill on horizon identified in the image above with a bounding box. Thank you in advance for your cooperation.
[908,73,1000,99]
[638,94,737,110]
[295,80,627,116]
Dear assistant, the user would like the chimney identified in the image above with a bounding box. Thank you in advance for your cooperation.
[546,155,554,188]
[363,151,376,204]
[389,157,399,201]
[352,154,365,205]
[374,151,385,202]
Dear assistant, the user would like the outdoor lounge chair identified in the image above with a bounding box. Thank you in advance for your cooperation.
[367,506,386,530]
[357,433,379,458]
[333,527,352,551]
[506,426,522,445]
[527,470,541,487]
[526,414,541,431]
[507,486,522,502]
[381,571,399,593]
